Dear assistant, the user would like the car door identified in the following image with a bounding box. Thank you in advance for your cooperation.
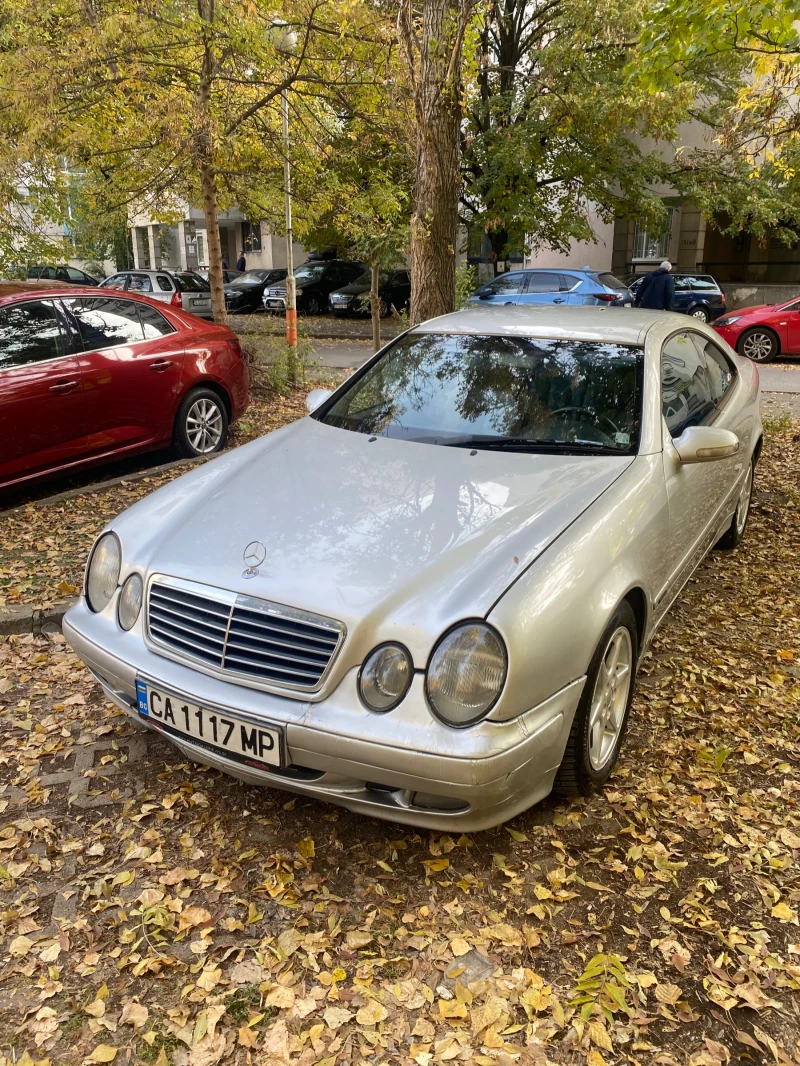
[671,276,692,314]
[657,329,734,611]
[517,271,568,305]
[64,295,185,453]
[472,271,528,305]
[0,298,87,486]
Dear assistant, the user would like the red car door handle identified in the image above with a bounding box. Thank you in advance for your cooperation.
[49,380,79,393]
[149,360,174,372]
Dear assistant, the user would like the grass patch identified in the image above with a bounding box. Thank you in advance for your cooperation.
[223,985,263,1022]
[139,1033,180,1064]
[763,411,793,432]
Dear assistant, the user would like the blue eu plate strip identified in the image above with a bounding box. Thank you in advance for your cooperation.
[135,680,149,716]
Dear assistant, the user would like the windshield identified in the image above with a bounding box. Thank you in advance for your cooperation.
[174,273,210,292]
[229,270,268,287]
[294,264,328,281]
[318,333,642,454]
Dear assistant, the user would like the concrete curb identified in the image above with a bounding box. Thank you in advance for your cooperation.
[0,598,78,637]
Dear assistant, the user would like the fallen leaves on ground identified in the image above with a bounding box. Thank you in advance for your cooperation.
[0,420,798,1066]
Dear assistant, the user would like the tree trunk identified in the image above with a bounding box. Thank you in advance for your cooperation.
[370,260,381,351]
[199,163,226,324]
[400,0,470,326]
[197,0,226,324]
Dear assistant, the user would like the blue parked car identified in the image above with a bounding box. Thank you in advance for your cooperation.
[623,272,726,322]
[469,268,633,308]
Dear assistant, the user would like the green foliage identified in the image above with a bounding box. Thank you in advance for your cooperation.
[242,331,317,394]
[455,263,477,308]
[571,952,632,1023]
[632,0,800,239]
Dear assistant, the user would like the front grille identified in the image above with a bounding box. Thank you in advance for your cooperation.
[147,579,344,691]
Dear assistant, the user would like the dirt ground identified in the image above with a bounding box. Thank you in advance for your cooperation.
[0,410,798,1066]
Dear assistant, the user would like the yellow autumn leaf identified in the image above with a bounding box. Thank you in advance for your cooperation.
[85,1046,117,1064]
[771,901,796,921]
[356,1000,388,1026]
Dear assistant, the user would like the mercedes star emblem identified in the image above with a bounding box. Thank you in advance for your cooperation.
[242,540,267,578]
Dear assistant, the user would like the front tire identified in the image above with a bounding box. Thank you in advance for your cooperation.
[304,294,321,315]
[174,387,229,459]
[738,327,778,363]
[555,602,638,797]
[689,306,710,322]
[716,459,754,550]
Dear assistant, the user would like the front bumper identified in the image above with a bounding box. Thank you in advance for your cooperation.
[63,601,583,831]
[263,295,287,311]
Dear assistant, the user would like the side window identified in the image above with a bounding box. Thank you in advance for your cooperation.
[138,303,176,338]
[55,267,70,281]
[673,277,690,291]
[127,273,153,293]
[525,272,563,294]
[67,297,145,351]
[661,332,715,438]
[560,274,581,291]
[66,267,86,282]
[40,267,57,280]
[478,272,526,296]
[693,335,734,404]
[103,274,128,291]
[0,301,64,370]
[156,275,174,292]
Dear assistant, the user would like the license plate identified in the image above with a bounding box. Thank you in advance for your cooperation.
[135,680,283,770]
[192,299,210,308]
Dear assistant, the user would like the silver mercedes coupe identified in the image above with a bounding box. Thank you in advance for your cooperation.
[64,306,762,830]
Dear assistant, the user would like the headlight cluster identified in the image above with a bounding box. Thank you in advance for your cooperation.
[85,532,143,630]
[358,622,507,727]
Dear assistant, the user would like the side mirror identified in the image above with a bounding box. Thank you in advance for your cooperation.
[477,292,492,300]
[673,425,740,463]
[305,388,332,414]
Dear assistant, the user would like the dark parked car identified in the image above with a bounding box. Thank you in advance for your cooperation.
[199,268,242,284]
[0,282,249,491]
[625,272,726,321]
[224,268,288,314]
[27,265,101,285]
[469,268,633,307]
[329,269,411,316]
[263,260,366,315]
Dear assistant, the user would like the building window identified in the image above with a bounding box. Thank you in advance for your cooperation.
[242,220,262,254]
[196,232,206,265]
[633,212,673,260]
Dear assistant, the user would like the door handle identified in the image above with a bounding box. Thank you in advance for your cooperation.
[503,301,514,305]
[149,360,174,372]
[49,380,79,393]
[553,298,565,304]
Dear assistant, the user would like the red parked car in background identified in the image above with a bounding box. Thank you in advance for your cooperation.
[714,296,800,363]
[0,282,249,490]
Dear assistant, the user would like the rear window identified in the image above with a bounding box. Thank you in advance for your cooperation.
[174,273,210,293]
[596,272,629,290]
[674,275,719,292]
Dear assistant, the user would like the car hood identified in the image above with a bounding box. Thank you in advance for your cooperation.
[720,304,773,318]
[113,419,632,659]
[334,281,371,296]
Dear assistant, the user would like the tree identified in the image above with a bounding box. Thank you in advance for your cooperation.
[0,0,388,321]
[460,0,683,271]
[398,0,477,324]
[634,0,800,242]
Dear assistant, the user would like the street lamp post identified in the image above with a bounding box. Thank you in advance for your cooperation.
[270,19,298,349]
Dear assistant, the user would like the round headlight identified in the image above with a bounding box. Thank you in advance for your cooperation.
[117,573,143,631]
[359,644,412,712]
[426,623,507,727]
[86,533,121,613]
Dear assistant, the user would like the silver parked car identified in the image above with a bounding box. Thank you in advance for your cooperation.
[100,269,213,319]
[63,306,761,831]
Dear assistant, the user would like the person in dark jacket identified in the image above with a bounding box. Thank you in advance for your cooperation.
[236,250,246,272]
[633,260,675,311]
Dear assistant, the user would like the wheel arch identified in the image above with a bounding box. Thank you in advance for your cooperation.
[622,586,648,654]
[177,379,232,420]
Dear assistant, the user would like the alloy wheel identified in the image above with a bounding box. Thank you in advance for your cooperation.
[691,308,709,321]
[588,627,633,771]
[742,332,774,362]
[185,397,224,454]
[736,463,753,537]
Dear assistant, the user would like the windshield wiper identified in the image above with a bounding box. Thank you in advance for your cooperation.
[439,435,625,454]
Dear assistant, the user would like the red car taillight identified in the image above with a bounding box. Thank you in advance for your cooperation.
[595,292,623,303]
[171,291,182,307]
[720,292,726,304]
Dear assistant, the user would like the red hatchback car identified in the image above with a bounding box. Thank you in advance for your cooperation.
[0,282,249,490]
[714,296,800,363]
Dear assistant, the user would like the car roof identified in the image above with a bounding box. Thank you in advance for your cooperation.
[0,279,72,297]
[412,304,698,346]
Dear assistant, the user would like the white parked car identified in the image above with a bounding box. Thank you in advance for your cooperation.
[64,306,761,830]
[100,269,213,319]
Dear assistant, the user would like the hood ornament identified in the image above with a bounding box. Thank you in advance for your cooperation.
[242,540,267,579]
